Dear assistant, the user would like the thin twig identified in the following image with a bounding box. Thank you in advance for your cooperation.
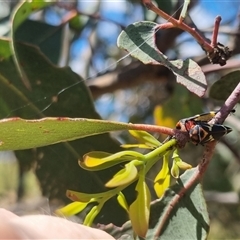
[142,0,213,53]
[128,123,175,136]
[211,16,222,47]
[142,0,232,66]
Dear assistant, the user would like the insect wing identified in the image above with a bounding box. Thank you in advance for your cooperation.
[189,122,232,145]
[185,111,217,122]
[177,112,217,130]
[208,124,232,141]
[183,109,235,122]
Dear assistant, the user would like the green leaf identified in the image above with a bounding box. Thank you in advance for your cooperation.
[121,143,155,149]
[176,160,192,170]
[171,161,179,179]
[172,150,192,170]
[11,0,53,88]
[80,151,144,171]
[15,19,64,64]
[0,39,96,119]
[146,168,210,239]
[154,154,170,198]
[56,201,89,217]
[12,0,52,31]
[129,170,151,238]
[0,118,135,151]
[83,205,99,226]
[209,70,240,101]
[105,162,139,188]
[117,192,129,212]
[128,130,161,148]
[117,21,207,97]
[66,189,117,203]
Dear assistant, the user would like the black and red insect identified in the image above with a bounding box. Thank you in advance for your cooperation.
[176,111,233,145]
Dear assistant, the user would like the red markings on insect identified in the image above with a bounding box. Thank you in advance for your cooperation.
[176,111,233,145]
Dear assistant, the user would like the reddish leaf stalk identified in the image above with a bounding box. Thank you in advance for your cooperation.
[142,0,214,53]
[128,123,175,136]
[211,16,222,47]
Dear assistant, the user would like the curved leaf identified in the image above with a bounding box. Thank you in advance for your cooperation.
[171,161,179,179]
[56,201,89,217]
[117,192,129,212]
[121,143,155,149]
[154,154,170,198]
[66,189,118,203]
[117,21,207,97]
[80,151,144,171]
[105,162,139,188]
[83,205,99,226]
[176,161,192,170]
[129,171,151,238]
[172,150,192,171]
[128,130,161,148]
[11,0,53,89]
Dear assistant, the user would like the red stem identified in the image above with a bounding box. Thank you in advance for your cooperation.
[142,0,214,53]
[211,16,222,47]
[128,123,175,136]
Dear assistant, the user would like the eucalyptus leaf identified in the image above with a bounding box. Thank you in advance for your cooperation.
[105,162,138,188]
[80,150,144,171]
[0,118,133,151]
[129,171,151,238]
[209,70,240,101]
[56,201,89,217]
[117,21,207,97]
[11,0,53,88]
[154,154,170,198]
